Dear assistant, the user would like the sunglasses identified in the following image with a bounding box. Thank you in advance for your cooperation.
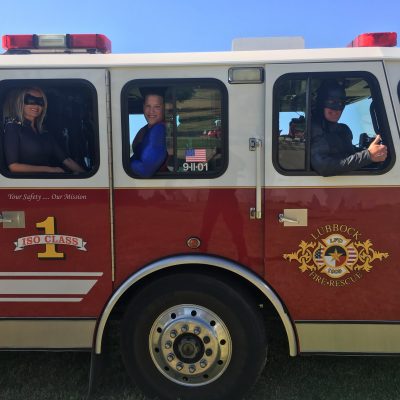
[323,98,345,111]
[24,94,45,107]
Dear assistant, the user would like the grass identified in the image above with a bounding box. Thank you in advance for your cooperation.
[1,320,400,400]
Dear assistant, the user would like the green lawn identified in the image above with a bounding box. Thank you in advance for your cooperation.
[1,322,400,400]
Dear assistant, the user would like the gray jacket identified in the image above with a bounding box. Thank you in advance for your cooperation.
[310,119,371,176]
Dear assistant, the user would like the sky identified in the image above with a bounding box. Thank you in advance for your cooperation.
[0,0,399,53]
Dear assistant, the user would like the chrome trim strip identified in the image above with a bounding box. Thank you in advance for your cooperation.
[255,139,263,219]
[95,255,297,356]
[0,272,103,276]
[296,322,400,353]
[0,279,97,294]
[0,297,82,302]
[0,319,95,348]
[105,69,116,282]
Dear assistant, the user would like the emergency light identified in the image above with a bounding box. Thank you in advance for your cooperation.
[2,34,111,54]
[348,32,397,48]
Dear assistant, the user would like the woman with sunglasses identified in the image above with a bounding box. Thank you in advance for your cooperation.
[3,87,84,173]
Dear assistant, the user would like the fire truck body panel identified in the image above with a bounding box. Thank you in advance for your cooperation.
[263,59,400,353]
[0,31,400,398]
[0,68,112,348]
[109,63,264,287]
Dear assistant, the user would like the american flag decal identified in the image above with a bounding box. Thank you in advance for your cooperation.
[314,247,325,267]
[347,246,358,265]
[185,148,207,162]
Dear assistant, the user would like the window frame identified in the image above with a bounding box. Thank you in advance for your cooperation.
[272,71,395,176]
[398,80,400,104]
[0,78,100,179]
[121,78,229,179]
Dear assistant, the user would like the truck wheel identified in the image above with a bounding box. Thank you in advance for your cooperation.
[121,272,267,400]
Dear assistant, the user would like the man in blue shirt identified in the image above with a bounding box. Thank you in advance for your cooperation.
[130,93,167,177]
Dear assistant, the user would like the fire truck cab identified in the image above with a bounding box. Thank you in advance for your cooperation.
[0,32,399,400]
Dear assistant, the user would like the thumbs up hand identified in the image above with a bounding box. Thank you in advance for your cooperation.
[368,135,387,162]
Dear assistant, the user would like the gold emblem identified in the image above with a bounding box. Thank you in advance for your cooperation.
[283,225,389,286]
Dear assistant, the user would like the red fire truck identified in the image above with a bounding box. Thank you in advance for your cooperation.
[0,32,399,399]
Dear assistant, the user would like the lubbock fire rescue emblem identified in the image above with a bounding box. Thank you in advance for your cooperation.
[283,225,389,286]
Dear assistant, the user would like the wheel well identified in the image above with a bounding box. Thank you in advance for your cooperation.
[101,262,291,356]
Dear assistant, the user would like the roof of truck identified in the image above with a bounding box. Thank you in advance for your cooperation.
[0,46,399,69]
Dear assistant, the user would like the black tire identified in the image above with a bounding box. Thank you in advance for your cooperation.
[121,272,267,400]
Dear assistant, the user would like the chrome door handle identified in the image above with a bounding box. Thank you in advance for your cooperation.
[0,214,12,223]
[0,211,25,228]
[278,214,299,224]
[249,138,263,220]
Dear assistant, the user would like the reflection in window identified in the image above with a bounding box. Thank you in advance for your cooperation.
[276,79,307,170]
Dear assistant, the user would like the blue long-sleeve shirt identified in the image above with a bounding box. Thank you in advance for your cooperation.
[130,123,167,178]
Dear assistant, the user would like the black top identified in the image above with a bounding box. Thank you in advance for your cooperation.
[310,118,371,176]
[4,120,67,168]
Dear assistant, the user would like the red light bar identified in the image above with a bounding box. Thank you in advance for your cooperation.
[68,34,111,53]
[348,32,397,47]
[2,33,111,54]
[2,34,34,50]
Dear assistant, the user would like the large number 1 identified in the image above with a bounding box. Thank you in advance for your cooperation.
[36,216,65,259]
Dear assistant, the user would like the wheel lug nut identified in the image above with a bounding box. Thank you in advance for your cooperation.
[205,348,213,357]
[176,362,184,371]
[165,341,172,349]
[203,336,210,344]
[193,327,201,335]
[167,353,175,362]
[170,330,177,338]
[181,324,188,333]
[189,365,196,373]
[200,359,207,368]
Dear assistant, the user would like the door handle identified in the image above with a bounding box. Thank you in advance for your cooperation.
[278,209,308,227]
[249,138,263,220]
[0,214,12,223]
[0,211,25,228]
[278,214,299,224]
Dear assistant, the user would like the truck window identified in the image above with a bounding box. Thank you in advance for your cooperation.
[274,73,394,175]
[122,79,228,178]
[0,80,98,178]
[275,78,307,170]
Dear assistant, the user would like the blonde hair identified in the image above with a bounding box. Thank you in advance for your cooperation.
[4,87,48,133]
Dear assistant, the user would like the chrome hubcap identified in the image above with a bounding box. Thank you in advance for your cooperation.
[149,304,231,386]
